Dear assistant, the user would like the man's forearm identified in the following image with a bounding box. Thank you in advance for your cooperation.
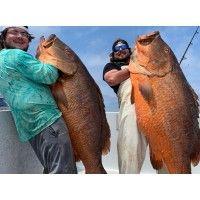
[113,68,130,85]
[104,68,130,86]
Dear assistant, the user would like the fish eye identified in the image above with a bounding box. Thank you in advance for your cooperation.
[164,47,169,53]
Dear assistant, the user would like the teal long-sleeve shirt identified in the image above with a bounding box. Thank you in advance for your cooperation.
[0,49,62,142]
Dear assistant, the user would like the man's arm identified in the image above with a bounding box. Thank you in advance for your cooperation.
[104,66,130,86]
[5,49,59,85]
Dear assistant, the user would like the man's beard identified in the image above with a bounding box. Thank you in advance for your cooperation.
[114,53,131,63]
[3,41,29,52]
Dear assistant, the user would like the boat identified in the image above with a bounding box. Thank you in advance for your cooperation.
[0,105,199,174]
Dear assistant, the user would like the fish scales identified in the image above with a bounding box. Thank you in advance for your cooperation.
[129,31,200,173]
[36,34,110,174]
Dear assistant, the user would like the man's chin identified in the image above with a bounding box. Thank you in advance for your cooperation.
[4,43,28,51]
[117,55,129,60]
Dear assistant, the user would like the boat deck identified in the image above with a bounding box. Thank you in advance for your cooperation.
[0,110,199,174]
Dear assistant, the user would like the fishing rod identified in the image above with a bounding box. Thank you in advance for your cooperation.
[179,26,199,64]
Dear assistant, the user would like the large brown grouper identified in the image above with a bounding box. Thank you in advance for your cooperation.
[129,31,200,173]
[36,34,110,174]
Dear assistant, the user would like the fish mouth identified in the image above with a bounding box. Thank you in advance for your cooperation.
[43,34,56,47]
[47,34,56,42]
[137,31,160,45]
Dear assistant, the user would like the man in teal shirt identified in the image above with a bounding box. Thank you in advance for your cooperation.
[0,26,77,174]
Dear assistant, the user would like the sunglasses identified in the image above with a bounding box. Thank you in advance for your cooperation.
[114,44,129,52]
[7,30,29,38]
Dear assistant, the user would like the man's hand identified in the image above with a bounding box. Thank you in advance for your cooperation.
[36,36,45,59]
[121,65,129,70]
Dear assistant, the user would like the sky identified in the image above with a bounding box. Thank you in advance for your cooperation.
[0,0,199,198]
[1,26,200,111]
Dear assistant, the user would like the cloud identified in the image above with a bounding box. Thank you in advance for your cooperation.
[82,53,107,68]
[87,37,104,49]
[29,26,63,37]
[71,27,100,39]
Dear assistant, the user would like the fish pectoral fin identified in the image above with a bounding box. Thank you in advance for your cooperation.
[131,86,135,104]
[51,81,68,107]
[50,41,78,76]
[56,59,78,76]
[138,82,153,101]
[149,147,163,170]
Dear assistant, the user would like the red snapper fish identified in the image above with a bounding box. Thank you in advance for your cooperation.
[129,31,200,173]
[36,34,111,174]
